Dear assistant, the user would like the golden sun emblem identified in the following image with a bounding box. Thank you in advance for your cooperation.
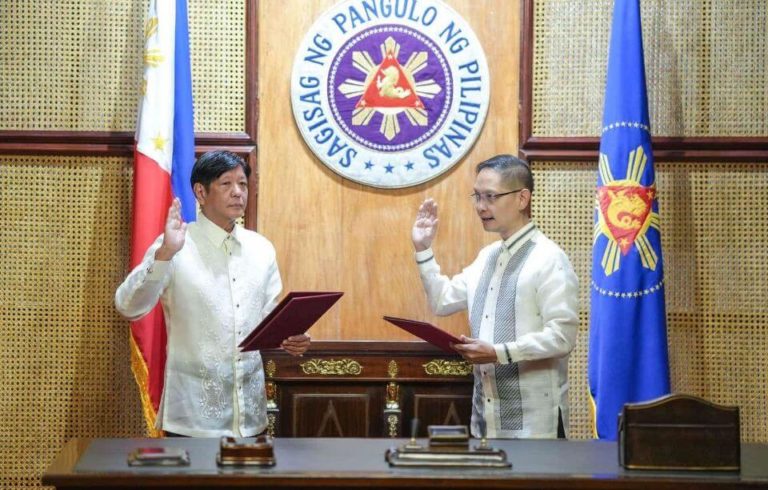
[142,16,165,68]
[594,145,661,276]
[337,36,442,141]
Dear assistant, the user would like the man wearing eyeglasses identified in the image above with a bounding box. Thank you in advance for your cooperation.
[412,154,579,439]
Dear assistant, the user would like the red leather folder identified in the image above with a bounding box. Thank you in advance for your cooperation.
[239,292,343,351]
[383,316,462,353]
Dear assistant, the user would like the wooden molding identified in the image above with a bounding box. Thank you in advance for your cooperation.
[262,341,472,383]
[519,136,768,163]
[298,341,455,355]
[0,130,255,156]
[244,0,259,230]
[518,0,535,160]
[518,0,768,163]
[245,0,259,144]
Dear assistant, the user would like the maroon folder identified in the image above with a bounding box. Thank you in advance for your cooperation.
[383,316,462,353]
[239,292,343,351]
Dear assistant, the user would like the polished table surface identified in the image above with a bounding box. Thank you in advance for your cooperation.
[43,437,768,489]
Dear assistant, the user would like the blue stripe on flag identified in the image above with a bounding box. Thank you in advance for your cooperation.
[171,0,196,223]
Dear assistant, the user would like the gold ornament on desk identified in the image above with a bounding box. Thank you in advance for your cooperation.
[422,359,472,376]
[300,358,363,376]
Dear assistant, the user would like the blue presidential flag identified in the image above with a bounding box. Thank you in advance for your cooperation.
[588,0,670,440]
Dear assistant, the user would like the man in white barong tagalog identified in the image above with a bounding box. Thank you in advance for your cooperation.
[411,154,579,439]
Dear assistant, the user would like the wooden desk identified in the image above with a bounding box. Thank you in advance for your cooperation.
[261,342,474,438]
[44,437,768,489]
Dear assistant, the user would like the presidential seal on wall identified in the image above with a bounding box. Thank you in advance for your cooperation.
[291,0,490,188]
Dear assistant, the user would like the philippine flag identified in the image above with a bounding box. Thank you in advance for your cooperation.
[130,0,195,435]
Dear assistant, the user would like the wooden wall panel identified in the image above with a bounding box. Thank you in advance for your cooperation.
[289,390,374,437]
[411,392,473,431]
[258,0,520,340]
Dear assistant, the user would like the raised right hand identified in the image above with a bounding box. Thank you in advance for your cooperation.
[412,198,439,252]
[155,198,186,261]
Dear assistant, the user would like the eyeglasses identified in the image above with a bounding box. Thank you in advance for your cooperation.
[469,188,524,205]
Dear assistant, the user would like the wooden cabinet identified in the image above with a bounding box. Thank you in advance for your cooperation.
[261,342,474,438]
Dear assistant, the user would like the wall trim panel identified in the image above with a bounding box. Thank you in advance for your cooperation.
[518,0,768,162]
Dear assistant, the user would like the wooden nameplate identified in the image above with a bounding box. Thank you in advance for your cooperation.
[619,393,740,471]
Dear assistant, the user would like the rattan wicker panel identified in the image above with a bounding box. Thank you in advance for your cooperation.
[532,160,768,442]
[0,0,245,132]
[188,1,246,133]
[532,0,767,137]
[0,156,145,489]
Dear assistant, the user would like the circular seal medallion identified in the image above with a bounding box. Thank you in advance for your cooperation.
[291,0,490,189]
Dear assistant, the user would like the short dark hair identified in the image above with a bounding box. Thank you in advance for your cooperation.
[190,150,251,190]
[475,154,533,193]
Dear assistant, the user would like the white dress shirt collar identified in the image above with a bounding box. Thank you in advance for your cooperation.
[502,221,537,255]
[196,212,241,249]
